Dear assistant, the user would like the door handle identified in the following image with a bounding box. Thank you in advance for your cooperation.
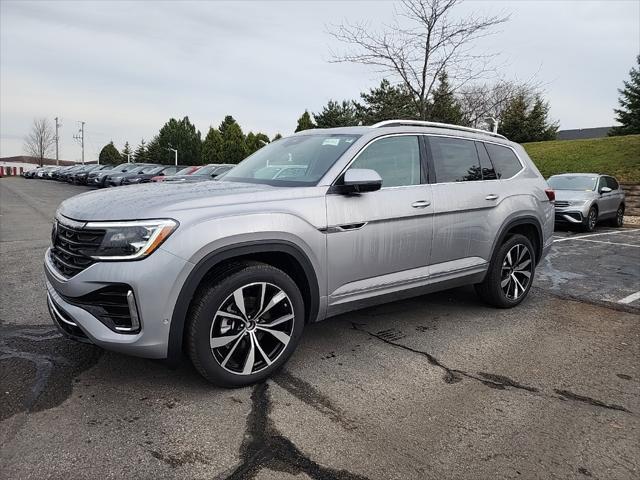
[485,194,499,201]
[412,200,431,208]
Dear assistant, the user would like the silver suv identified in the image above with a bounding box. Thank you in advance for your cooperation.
[548,173,626,231]
[44,120,554,386]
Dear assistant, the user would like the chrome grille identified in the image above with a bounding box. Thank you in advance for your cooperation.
[554,200,570,208]
[50,220,105,278]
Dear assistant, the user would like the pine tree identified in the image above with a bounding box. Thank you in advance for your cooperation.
[355,79,419,125]
[498,94,529,143]
[428,71,465,125]
[314,100,358,128]
[526,96,558,141]
[610,55,640,136]
[218,115,237,137]
[295,111,316,132]
[202,127,224,164]
[222,121,248,164]
[499,93,558,143]
[246,132,270,154]
[121,141,133,162]
[272,133,283,141]
[156,116,202,165]
[133,139,147,162]
[98,141,121,165]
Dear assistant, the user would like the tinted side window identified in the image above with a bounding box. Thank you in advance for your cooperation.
[484,143,522,179]
[597,177,607,191]
[429,137,482,182]
[606,177,619,190]
[349,136,421,188]
[475,142,497,180]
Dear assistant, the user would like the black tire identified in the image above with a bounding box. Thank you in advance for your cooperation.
[186,262,305,387]
[610,204,624,228]
[475,234,536,308]
[582,206,598,232]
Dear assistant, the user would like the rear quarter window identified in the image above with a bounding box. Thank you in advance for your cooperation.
[606,177,619,190]
[484,143,523,179]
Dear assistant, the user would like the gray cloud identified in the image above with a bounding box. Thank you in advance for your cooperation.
[1,0,638,160]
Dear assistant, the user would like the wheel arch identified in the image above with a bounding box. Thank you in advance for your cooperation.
[167,240,319,363]
[490,216,544,266]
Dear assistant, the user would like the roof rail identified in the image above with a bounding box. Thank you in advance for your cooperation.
[370,119,507,140]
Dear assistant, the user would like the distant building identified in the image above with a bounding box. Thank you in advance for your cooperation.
[556,127,613,141]
[0,156,96,173]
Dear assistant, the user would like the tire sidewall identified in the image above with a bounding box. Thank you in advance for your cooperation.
[584,207,597,232]
[189,265,305,387]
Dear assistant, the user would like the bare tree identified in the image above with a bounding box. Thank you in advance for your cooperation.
[457,79,540,129]
[24,117,55,167]
[329,0,509,120]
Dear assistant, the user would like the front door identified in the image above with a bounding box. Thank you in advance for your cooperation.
[326,135,433,306]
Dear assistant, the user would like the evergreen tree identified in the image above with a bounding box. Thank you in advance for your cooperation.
[314,100,358,128]
[499,93,558,143]
[202,127,224,164]
[355,79,419,125]
[610,55,640,136]
[526,96,558,141]
[121,141,133,162]
[428,71,465,125]
[222,121,248,164]
[498,94,529,143]
[272,133,283,141]
[156,116,202,165]
[98,141,121,164]
[218,115,237,137]
[246,132,270,154]
[295,110,316,132]
[133,139,147,162]
[145,136,162,163]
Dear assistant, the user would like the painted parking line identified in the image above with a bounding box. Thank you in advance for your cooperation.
[553,228,640,243]
[565,238,640,248]
[619,291,640,305]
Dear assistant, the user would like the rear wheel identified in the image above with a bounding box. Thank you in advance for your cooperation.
[582,206,598,232]
[475,234,535,308]
[610,204,624,228]
[186,262,304,387]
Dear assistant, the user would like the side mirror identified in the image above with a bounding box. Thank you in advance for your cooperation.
[600,186,612,194]
[339,169,383,194]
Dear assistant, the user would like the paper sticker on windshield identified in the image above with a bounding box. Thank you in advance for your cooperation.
[322,138,340,146]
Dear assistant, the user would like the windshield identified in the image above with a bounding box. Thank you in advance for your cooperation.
[175,166,195,175]
[193,165,217,176]
[222,134,360,186]
[143,166,163,174]
[548,175,597,191]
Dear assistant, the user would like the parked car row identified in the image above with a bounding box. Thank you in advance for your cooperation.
[23,162,234,187]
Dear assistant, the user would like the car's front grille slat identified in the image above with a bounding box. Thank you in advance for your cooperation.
[555,200,570,208]
[50,220,105,278]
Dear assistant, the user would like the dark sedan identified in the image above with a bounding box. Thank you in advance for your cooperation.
[87,162,145,187]
[70,164,111,184]
[105,164,158,187]
[121,165,184,185]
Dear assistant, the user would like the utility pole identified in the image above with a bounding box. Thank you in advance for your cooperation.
[73,121,85,164]
[167,147,178,166]
[54,117,61,165]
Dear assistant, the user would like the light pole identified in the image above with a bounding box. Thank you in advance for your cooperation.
[167,147,178,166]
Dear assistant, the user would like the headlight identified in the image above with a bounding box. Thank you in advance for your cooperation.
[128,177,142,183]
[84,219,178,260]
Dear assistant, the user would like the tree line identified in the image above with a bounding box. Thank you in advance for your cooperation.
[98,116,281,166]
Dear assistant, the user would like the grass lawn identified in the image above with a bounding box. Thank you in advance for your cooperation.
[523,134,640,183]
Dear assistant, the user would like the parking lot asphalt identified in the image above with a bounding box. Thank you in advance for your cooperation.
[1,177,639,480]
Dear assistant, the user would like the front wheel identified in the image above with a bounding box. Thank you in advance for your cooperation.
[186,262,305,387]
[582,207,598,232]
[475,234,536,308]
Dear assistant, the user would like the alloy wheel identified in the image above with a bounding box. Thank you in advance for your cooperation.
[500,244,532,301]
[209,282,294,375]
[616,207,624,227]
[588,209,597,230]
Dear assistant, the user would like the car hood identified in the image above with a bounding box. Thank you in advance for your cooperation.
[57,180,321,221]
[554,190,597,202]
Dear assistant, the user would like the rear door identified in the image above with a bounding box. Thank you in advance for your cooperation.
[326,135,433,304]
[427,137,513,271]
[606,176,625,215]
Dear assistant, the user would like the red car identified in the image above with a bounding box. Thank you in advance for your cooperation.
[151,165,199,182]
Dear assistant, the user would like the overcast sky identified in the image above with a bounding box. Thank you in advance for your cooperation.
[1,0,638,161]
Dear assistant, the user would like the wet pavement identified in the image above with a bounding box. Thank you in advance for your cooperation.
[1,177,639,480]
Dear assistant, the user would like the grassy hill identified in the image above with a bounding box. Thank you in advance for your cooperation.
[523,134,640,183]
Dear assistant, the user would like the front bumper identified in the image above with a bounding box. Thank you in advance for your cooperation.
[44,246,193,359]
[554,204,590,224]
